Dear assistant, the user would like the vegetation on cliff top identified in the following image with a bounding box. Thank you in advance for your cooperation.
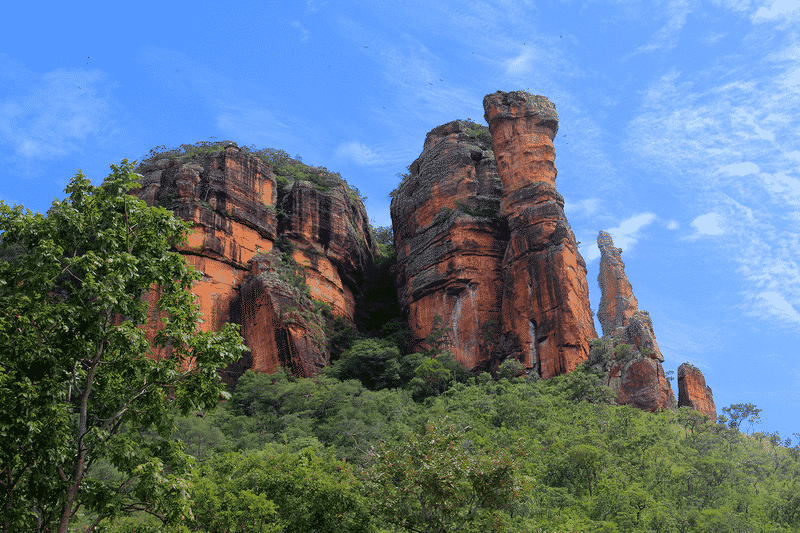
[135,138,367,204]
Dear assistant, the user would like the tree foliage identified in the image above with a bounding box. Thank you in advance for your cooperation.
[0,161,247,532]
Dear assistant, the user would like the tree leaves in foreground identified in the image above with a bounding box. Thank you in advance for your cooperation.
[0,161,247,532]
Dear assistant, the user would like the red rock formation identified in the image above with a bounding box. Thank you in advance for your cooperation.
[592,231,674,408]
[483,91,597,378]
[133,143,376,381]
[607,356,676,412]
[678,363,717,419]
[597,230,639,337]
[391,120,506,371]
[280,178,376,321]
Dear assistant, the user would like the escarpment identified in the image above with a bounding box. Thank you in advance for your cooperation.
[391,120,507,371]
[130,92,713,416]
[133,143,376,382]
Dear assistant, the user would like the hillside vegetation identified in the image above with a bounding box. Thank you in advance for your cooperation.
[2,158,799,533]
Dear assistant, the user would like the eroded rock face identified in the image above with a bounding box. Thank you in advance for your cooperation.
[483,91,597,378]
[607,356,676,412]
[597,230,639,337]
[678,363,717,419]
[133,145,375,381]
[391,120,507,371]
[280,179,376,320]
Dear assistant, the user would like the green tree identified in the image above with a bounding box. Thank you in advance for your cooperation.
[364,417,522,533]
[722,403,762,433]
[0,161,246,532]
[193,447,372,533]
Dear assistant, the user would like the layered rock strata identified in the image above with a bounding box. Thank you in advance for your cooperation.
[677,363,717,419]
[391,120,507,371]
[134,144,375,381]
[593,231,674,410]
[483,91,597,378]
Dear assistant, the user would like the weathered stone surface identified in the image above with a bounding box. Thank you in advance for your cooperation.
[391,120,507,371]
[597,230,639,337]
[678,363,717,419]
[133,145,375,380]
[483,91,597,378]
[607,356,676,412]
[280,178,376,320]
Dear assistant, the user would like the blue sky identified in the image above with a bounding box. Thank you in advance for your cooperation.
[2,0,799,439]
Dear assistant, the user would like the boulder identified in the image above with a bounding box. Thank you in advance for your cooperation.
[678,363,717,419]
[483,91,597,378]
[607,356,676,412]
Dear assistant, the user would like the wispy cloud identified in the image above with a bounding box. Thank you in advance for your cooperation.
[753,0,800,19]
[584,212,657,261]
[291,21,310,42]
[334,141,381,166]
[0,54,122,175]
[634,0,693,54]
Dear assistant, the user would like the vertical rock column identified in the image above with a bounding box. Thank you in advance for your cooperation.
[678,363,717,419]
[483,91,597,378]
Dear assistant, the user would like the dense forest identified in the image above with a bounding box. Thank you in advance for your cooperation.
[1,158,799,533]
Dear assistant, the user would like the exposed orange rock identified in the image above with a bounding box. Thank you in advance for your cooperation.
[280,179,376,320]
[483,91,597,378]
[678,363,717,419]
[597,230,639,337]
[133,144,376,381]
[391,120,506,371]
[607,356,676,412]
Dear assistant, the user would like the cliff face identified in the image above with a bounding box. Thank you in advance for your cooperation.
[592,231,675,411]
[483,91,598,378]
[134,144,376,381]
[678,363,717,419]
[391,120,507,371]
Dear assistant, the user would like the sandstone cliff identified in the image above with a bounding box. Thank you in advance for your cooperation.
[391,120,507,371]
[678,363,717,419]
[134,142,376,381]
[483,91,598,378]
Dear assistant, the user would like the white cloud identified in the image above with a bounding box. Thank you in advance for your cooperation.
[761,172,800,204]
[756,291,800,324]
[0,57,120,163]
[720,161,760,176]
[666,220,680,230]
[291,21,310,42]
[565,198,601,217]
[786,150,800,161]
[754,0,800,18]
[584,213,657,261]
[334,141,382,166]
[690,212,724,235]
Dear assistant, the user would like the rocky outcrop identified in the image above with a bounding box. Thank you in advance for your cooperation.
[391,120,507,371]
[591,231,674,410]
[597,230,639,336]
[607,356,675,412]
[133,143,376,381]
[483,91,597,378]
[678,363,717,419]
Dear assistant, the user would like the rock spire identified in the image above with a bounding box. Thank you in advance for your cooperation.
[483,90,597,378]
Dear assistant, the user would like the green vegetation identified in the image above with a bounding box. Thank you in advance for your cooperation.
[0,161,247,532]
[136,139,368,204]
[4,159,800,533]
